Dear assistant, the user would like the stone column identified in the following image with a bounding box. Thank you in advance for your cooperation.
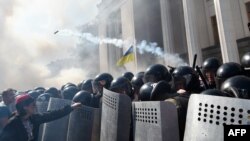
[214,0,240,63]
[183,0,204,66]
[160,0,176,66]
[121,0,137,72]
[160,0,174,54]
[98,19,109,72]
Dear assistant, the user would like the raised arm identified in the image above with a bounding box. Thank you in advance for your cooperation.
[32,103,82,124]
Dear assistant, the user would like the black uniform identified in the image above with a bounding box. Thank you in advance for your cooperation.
[166,93,190,141]
[0,105,73,141]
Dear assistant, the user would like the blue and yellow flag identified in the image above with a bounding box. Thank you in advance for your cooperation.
[116,46,135,67]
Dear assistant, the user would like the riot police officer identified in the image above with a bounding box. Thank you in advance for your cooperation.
[28,91,41,100]
[92,73,113,95]
[45,87,60,98]
[150,80,176,101]
[144,64,171,83]
[122,72,134,81]
[166,66,200,140]
[109,77,133,100]
[73,91,93,107]
[61,86,79,100]
[202,57,221,88]
[131,72,144,101]
[91,73,113,108]
[139,82,155,101]
[81,79,93,93]
[221,75,250,99]
[241,52,250,77]
[172,66,201,93]
[215,62,243,89]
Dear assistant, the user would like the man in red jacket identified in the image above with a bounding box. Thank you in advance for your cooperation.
[0,94,81,141]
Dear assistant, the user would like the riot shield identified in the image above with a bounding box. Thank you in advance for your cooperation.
[67,105,101,141]
[184,94,250,141]
[36,101,49,141]
[100,89,132,141]
[132,101,179,141]
[41,98,71,141]
[36,101,49,114]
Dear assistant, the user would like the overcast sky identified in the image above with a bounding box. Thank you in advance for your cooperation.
[0,0,100,91]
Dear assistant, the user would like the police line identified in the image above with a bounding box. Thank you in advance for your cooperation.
[36,89,250,141]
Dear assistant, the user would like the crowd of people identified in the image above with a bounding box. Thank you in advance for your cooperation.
[0,52,250,141]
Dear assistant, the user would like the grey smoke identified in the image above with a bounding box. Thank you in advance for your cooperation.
[0,0,100,91]
[47,37,99,78]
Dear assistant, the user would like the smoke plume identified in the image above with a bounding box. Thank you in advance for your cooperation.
[57,29,188,67]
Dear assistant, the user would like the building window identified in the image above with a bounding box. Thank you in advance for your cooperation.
[245,2,250,31]
[246,2,250,21]
[211,16,220,45]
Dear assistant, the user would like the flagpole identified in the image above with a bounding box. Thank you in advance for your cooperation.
[134,39,138,73]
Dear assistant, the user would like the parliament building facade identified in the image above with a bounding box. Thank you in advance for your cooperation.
[97,0,250,75]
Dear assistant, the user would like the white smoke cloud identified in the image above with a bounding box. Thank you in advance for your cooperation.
[44,68,88,88]
[57,29,188,67]
[57,29,126,48]
[0,0,100,91]
[0,0,187,91]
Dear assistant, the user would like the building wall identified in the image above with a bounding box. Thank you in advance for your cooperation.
[132,0,163,46]
[160,0,189,63]
[231,0,246,39]
[98,0,126,75]
[106,10,123,76]
[241,0,250,36]
[196,0,211,49]
[133,0,164,70]
[169,0,188,54]
[205,0,250,46]
[98,0,250,72]
[201,0,250,61]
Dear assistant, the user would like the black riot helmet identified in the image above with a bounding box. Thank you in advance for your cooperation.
[144,64,171,83]
[62,83,77,91]
[150,81,175,101]
[28,91,41,100]
[122,72,134,81]
[131,72,144,91]
[110,77,133,99]
[36,89,45,95]
[221,75,250,99]
[45,87,60,98]
[202,57,221,88]
[72,90,92,106]
[131,72,144,88]
[34,87,46,93]
[77,82,83,90]
[241,52,250,77]
[61,86,79,100]
[36,93,51,102]
[92,73,113,95]
[81,79,93,93]
[139,82,156,101]
[172,66,200,93]
[202,57,221,73]
[241,52,250,68]
[201,89,228,97]
[215,62,243,89]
